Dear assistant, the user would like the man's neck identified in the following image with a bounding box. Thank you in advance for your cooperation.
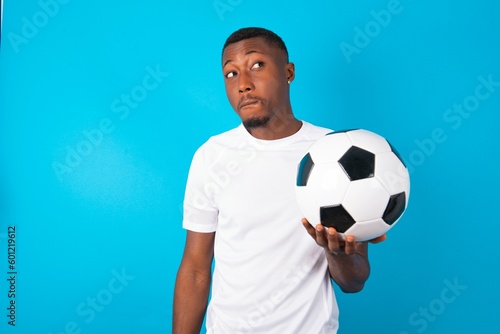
[247,117,302,140]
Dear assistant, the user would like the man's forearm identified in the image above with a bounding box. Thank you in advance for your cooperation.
[173,267,211,334]
[326,244,370,293]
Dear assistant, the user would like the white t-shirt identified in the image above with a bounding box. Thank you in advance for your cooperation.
[183,121,339,334]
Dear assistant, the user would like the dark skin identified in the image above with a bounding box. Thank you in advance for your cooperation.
[173,231,214,334]
[172,37,385,334]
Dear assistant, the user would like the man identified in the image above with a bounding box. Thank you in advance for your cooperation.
[173,27,385,334]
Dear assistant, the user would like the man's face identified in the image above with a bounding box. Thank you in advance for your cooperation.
[222,37,294,129]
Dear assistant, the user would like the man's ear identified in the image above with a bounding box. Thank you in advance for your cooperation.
[286,62,295,84]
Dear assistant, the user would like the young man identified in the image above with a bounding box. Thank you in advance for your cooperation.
[173,27,385,334]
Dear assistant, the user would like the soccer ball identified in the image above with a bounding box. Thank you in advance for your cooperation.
[296,129,410,242]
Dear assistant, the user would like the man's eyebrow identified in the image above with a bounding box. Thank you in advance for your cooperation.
[223,50,264,68]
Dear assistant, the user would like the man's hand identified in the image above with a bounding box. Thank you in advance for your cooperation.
[301,218,386,255]
[301,218,385,293]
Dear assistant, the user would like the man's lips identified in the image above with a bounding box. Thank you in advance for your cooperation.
[238,98,262,110]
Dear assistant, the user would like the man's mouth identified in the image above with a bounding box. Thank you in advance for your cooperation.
[239,97,262,110]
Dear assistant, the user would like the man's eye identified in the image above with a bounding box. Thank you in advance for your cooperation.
[226,71,236,78]
[251,62,264,69]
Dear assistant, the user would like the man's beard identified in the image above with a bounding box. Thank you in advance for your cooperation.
[243,115,271,129]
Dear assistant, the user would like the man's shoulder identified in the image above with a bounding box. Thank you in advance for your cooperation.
[201,125,242,148]
[210,125,242,140]
[301,121,333,139]
[191,125,243,159]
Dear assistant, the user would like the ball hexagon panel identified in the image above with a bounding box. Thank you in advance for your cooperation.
[309,132,352,164]
[345,218,391,241]
[307,162,350,207]
[346,129,392,154]
[374,151,410,197]
[342,178,390,222]
[338,146,375,181]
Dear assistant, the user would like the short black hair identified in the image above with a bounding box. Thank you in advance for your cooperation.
[222,27,289,61]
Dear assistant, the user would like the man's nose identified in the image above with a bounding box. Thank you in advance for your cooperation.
[238,72,254,93]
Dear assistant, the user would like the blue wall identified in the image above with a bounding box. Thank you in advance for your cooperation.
[1,0,499,333]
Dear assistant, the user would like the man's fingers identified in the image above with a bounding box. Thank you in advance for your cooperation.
[369,234,387,244]
[301,218,317,238]
[344,235,356,254]
[314,224,328,247]
[303,220,365,256]
[301,219,327,247]
[301,219,330,247]
[326,227,342,253]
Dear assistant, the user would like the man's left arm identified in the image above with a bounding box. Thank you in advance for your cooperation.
[302,219,386,293]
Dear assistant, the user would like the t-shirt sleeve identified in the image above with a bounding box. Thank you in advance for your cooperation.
[182,145,218,232]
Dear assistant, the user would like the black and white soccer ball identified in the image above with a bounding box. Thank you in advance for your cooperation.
[296,129,410,242]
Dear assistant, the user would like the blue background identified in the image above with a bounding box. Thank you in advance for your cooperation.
[1,0,499,333]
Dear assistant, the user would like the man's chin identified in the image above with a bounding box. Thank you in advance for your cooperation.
[242,116,271,129]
